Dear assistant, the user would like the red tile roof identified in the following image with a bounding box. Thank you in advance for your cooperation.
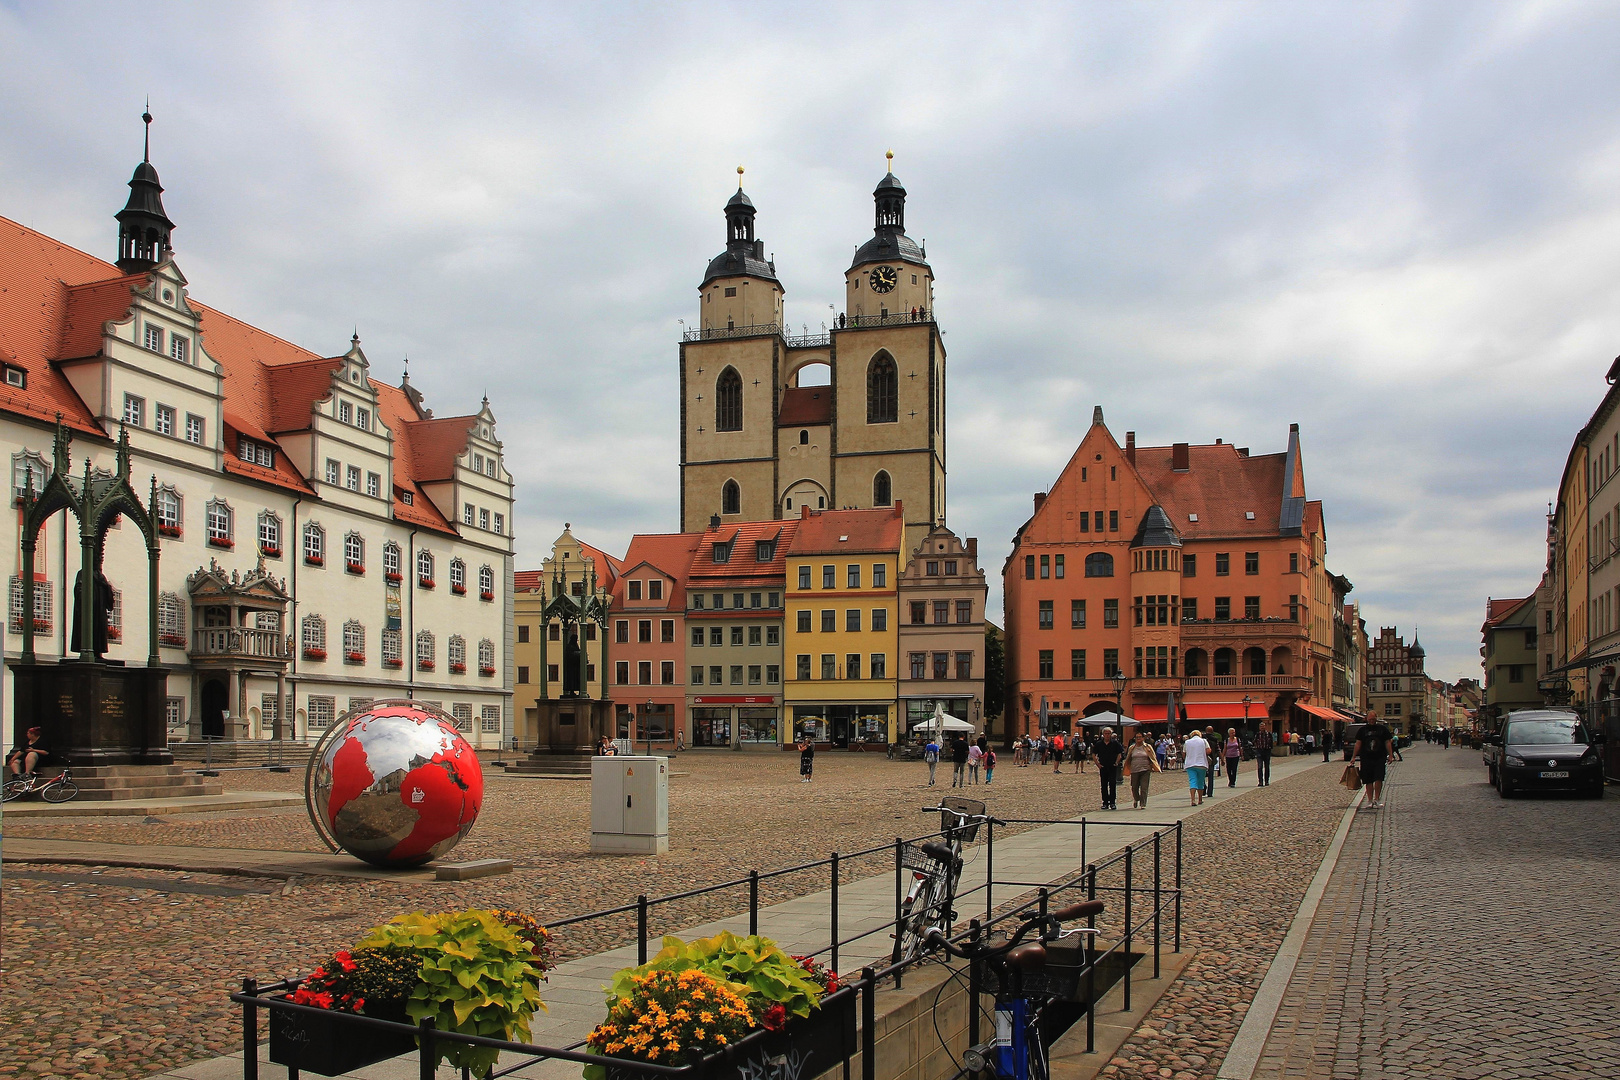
[514,569,545,593]
[689,520,800,585]
[778,387,832,427]
[577,539,626,591]
[0,214,474,532]
[1485,596,1531,627]
[1130,443,1290,539]
[615,532,704,606]
[785,505,904,556]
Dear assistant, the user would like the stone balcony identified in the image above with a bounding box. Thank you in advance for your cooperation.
[191,626,289,663]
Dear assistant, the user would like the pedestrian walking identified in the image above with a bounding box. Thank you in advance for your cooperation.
[1254,724,1274,786]
[1093,727,1124,810]
[1050,731,1066,774]
[1224,728,1243,787]
[1125,730,1162,809]
[676,729,685,753]
[1322,732,1334,762]
[923,737,941,786]
[951,735,969,787]
[1155,735,1169,771]
[1182,729,1211,805]
[967,741,983,785]
[797,736,815,783]
[1352,716,1395,809]
[984,747,997,784]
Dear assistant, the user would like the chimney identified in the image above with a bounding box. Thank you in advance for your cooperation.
[1033,492,1047,513]
[1237,447,1249,457]
[801,504,811,519]
[710,514,721,529]
[894,499,903,518]
[1125,431,1135,464]
[966,537,978,560]
[1172,443,1190,471]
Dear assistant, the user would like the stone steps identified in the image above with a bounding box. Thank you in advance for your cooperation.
[58,764,227,800]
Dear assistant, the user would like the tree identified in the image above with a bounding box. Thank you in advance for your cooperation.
[984,625,1005,739]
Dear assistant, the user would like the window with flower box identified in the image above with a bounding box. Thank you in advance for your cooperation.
[383,541,402,583]
[106,589,122,642]
[205,499,234,548]
[450,558,467,595]
[416,630,435,671]
[258,512,282,557]
[418,549,435,588]
[448,635,467,674]
[479,564,495,601]
[301,614,327,660]
[345,532,365,574]
[153,486,182,537]
[381,628,403,668]
[343,620,365,664]
[8,576,54,634]
[157,592,186,646]
[304,522,325,565]
[478,638,495,676]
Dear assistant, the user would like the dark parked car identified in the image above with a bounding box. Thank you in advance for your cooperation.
[1485,711,1604,798]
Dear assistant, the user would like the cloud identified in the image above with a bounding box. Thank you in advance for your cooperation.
[5,1,1620,683]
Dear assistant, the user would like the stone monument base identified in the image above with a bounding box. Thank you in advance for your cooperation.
[504,697,614,776]
[12,659,172,766]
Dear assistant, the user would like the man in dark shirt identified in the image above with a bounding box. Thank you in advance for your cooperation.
[1352,718,1394,808]
[1254,726,1275,787]
[951,736,970,788]
[1093,727,1125,810]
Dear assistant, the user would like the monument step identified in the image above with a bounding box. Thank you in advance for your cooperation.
[71,765,187,778]
[73,782,226,800]
[504,758,594,775]
[73,774,218,791]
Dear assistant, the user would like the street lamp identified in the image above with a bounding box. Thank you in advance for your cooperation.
[1242,694,1253,734]
[645,699,654,756]
[1112,668,1128,724]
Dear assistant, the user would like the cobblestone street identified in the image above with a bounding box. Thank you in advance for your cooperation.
[1250,745,1620,1080]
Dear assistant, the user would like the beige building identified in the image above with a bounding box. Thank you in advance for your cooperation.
[679,164,947,557]
[897,524,988,737]
[1367,627,1428,734]
[512,528,620,748]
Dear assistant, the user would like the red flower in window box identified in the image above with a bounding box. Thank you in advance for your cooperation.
[417,659,435,671]
[157,524,182,538]
[106,626,122,642]
[306,554,325,567]
[31,618,52,633]
[382,658,403,669]
[451,582,467,595]
[449,661,467,674]
[479,665,496,677]
[346,561,365,575]
[385,571,403,584]
[303,647,327,660]
[480,590,495,602]
[159,632,186,647]
[345,651,364,663]
[261,546,281,558]
[419,578,435,589]
[208,536,234,549]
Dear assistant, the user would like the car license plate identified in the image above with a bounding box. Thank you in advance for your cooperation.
[1540,770,1569,778]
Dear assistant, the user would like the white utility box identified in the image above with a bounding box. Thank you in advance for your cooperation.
[590,755,669,855]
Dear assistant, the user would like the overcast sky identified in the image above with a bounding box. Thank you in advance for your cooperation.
[5,1,1618,682]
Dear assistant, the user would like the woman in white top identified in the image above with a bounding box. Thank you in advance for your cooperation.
[1181,729,1212,806]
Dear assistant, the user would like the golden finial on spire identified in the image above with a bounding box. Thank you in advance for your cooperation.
[886,149,894,171]
[737,164,745,188]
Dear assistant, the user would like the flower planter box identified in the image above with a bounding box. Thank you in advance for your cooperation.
[347,562,365,575]
[383,659,403,669]
[267,998,415,1078]
[160,633,186,647]
[345,652,365,664]
[418,661,435,672]
[449,662,466,674]
[419,579,435,589]
[451,584,467,595]
[480,666,496,677]
[262,547,282,558]
[304,648,327,661]
[480,591,494,602]
[600,991,856,1080]
[157,525,182,538]
[385,572,403,584]
[208,537,234,549]
[306,556,325,567]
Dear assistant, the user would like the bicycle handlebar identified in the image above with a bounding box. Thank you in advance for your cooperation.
[923,899,1103,960]
[919,805,1009,826]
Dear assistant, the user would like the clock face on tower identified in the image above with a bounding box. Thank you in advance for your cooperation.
[868,265,898,293]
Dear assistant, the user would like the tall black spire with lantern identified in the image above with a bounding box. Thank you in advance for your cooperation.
[115,108,175,274]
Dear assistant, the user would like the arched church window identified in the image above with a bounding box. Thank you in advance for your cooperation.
[799,430,809,445]
[874,471,892,507]
[716,367,742,431]
[722,480,741,516]
[867,354,897,424]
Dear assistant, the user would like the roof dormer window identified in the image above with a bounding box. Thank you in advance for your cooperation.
[712,541,732,564]
[3,366,24,389]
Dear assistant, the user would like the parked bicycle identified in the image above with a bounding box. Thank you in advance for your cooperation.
[2,763,78,803]
[930,898,1104,1080]
[891,797,1005,966]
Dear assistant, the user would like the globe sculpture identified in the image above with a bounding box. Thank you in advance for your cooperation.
[306,700,485,868]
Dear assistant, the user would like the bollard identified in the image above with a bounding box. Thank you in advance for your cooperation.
[242,979,258,1080]
[1124,844,1133,1012]
[985,818,995,924]
[637,894,648,965]
[749,870,759,937]
[831,852,841,974]
[1153,832,1162,979]
[418,1017,436,1080]
[861,968,877,1080]
[1174,820,1183,953]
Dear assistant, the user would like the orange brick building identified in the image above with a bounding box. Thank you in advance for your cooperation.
[1003,408,1339,740]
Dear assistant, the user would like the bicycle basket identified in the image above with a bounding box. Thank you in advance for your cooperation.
[940,796,986,842]
[980,937,1088,1002]
[900,841,955,873]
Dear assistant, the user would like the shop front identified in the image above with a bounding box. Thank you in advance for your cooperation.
[689,696,780,749]
[792,703,891,748]
[903,698,975,742]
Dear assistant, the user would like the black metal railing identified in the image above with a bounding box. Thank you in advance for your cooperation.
[681,322,781,342]
[234,814,1181,1079]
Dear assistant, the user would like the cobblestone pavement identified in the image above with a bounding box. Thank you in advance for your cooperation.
[1248,745,1620,1080]
[1088,759,1353,1080]
[2,750,1319,1080]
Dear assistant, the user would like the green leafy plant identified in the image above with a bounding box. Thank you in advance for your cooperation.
[357,909,547,1077]
[604,932,825,1024]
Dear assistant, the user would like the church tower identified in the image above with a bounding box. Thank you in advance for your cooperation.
[115,109,175,274]
[679,157,948,555]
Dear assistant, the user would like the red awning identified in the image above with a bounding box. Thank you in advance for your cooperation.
[1295,704,1343,722]
[1133,702,1255,722]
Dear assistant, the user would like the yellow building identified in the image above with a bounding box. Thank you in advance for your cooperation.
[679,159,947,557]
[782,506,905,747]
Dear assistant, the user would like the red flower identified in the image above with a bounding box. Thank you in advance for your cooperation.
[761,1004,787,1031]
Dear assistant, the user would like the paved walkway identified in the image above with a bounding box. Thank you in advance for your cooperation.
[152,753,1329,1080]
[1248,746,1620,1080]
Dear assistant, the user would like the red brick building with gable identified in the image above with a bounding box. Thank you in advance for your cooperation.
[1003,407,1336,741]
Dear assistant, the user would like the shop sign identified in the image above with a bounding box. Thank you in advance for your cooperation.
[694,695,776,704]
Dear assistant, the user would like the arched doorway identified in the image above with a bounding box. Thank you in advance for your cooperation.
[201,679,228,740]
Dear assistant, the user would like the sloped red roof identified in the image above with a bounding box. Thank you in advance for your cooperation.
[514,569,545,593]
[1485,596,1531,627]
[785,505,904,556]
[689,520,799,585]
[1304,500,1324,537]
[59,275,148,360]
[778,387,832,427]
[577,539,626,591]
[1131,443,1288,539]
[615,532,704,606]
[403,415,476,482]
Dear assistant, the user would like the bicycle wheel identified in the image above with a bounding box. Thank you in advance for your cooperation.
[40,779,78,803]
[2,780,29,802]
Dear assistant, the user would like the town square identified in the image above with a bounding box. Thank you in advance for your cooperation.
[4,5,1620,1080]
